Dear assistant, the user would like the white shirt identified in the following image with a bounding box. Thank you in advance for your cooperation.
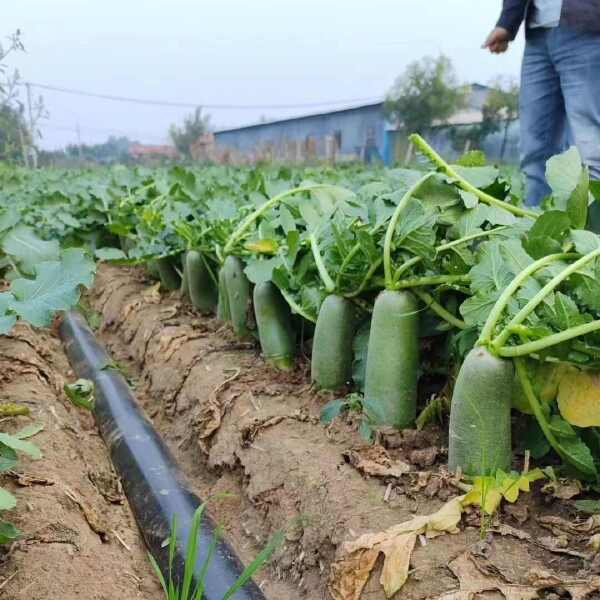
[530,0,563,28]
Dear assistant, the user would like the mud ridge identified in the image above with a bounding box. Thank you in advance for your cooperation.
[0,323,162,600]
[90,265,598,600]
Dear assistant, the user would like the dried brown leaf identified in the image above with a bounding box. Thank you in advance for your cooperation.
[330,495,465,599]
[328,548,379,600]
[344,445,411,479]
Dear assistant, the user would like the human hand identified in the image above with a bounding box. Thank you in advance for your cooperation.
[482,27,510,53]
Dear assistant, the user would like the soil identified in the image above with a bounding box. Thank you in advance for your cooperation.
[2,262,597,599]
[83,264,600,600]
[0,323,163,599]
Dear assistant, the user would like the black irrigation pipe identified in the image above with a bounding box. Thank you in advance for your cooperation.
[59,310,266,600]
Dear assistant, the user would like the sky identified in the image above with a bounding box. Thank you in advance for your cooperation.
[3,0,525,150]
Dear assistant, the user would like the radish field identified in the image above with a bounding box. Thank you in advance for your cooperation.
[2,137,600,599]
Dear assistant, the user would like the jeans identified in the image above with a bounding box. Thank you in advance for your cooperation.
[520,25,600,206]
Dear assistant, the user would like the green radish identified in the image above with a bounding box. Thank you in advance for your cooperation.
[311,295,356,390]
[216,266,230,322]
[119,235,133,254]
[156,255,182,290]
[363,290,419,428]
[448,347,513,476]
[146,259,160,279]
[186,250,218,314]
[180,251,190,299]
[254,281,295,370]
[223,256,252,339]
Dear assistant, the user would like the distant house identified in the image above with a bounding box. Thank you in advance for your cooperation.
[210,84,512,166]
[213,102,386,165]
[129,143,178,161]
[432,83,492,126]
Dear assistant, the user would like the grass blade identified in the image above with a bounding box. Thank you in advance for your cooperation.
[181,502,208,600]
[221,530,284,600]
[167,513,178,598]
[147,552,168,595]
[192,525,221,600]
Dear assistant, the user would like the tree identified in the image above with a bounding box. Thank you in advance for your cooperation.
[483,77,519,160]
[0,31,26,164]
[0,31,48,166]
[169,107,211,158]
[384,55,467,135]
[63,135,135,164]
[449,78,519,160]
[0,103,28,162]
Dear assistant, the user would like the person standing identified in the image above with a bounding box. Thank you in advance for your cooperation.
[483,1,600,206]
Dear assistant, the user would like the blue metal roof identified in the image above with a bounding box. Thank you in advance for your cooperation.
[214,101,385,135]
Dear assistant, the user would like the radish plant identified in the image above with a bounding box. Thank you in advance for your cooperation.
[449,146,600,479]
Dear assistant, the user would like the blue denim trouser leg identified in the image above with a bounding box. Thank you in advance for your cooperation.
[520,26,600,206]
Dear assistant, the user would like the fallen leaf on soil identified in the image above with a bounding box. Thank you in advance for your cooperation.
[8,471,54,487]
[542,478,582,500]
[27,522,79,549]
[379,533,417,594]
[157,329,205,362]
[241,410,313,447]
[588,533,600,553]
[328,495,465,599]
[328,549,379,600]
[195,395,223,451]
[503,502,529,524]
[539,514,600,536]
[409,446,439,468]
[490,523,531,541]
[142,282,161,303]
[88,470,124,504]
[64,487,110,543]
[437,552,600,600]
[344,445,410,479]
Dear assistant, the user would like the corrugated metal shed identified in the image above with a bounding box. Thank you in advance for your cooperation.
[214,102,386,164]
[211,84,521,165]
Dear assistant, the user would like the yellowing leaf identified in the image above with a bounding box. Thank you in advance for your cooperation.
[558,370,600,427]
[463,477,503,514]
[379,533,416,597]
[330,495,465,599]
[426,495,464,536]
[245,239,279,254]
[463,469,545,514]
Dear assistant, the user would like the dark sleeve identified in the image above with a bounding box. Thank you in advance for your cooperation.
[496,0,528,39]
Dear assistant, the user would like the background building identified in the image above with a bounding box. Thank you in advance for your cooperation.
[211,84,519,165]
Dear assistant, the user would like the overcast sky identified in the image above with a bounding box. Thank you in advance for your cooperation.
[4,0,525,150]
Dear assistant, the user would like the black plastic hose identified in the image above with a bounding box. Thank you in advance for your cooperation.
[59,311,266,600]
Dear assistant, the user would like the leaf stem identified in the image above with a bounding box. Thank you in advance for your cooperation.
[383,172,434,289]
[343,259,383,298]
[393,227,509,283]
[223,184,330,254]
[409,134,538,219]
[478,253,575,347]
[393,256,422,282]
[394,274,470,289]
[309,233,336,293]
[278,288,317,323]
[413,289,467,330]
[336,242,363,288]
[497,320,600,357]
[492,248,600,350]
